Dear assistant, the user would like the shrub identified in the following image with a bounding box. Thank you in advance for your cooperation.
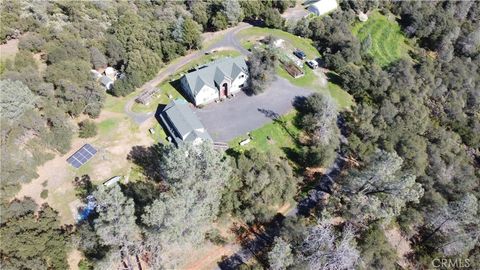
[78,120,97,138]
[18,33,46,53]
[40,189,48,199]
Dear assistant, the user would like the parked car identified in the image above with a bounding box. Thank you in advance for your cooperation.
[293,50,306,60]
[205,49,217,55]
[306,59,318,69]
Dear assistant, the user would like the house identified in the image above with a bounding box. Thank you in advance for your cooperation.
[158,99,212,146]
[100,76,113,90]
[105,67,117,80]
[179,56,249,106]
[307,0,338,16]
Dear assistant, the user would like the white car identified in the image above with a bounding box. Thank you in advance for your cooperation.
[306,60,318,69]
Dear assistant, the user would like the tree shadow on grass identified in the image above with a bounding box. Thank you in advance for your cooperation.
[326,71,343,86]
[127,144,165,182]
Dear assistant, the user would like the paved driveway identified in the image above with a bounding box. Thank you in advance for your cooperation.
[194,76,313,142]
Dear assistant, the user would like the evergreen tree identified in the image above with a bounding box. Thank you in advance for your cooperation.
[93,185,140,269]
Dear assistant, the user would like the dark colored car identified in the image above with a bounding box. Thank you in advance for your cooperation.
[293,50,306,60]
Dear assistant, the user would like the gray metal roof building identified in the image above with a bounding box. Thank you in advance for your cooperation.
[158,99,212,145]
[181,56,248,99]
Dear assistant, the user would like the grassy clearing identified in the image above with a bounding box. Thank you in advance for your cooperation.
[326,82,353,109]
[229,111,300,156]
[97,118,119,136]
[131,81,183,113]
[103,91,137,113]
[276,65,354,110]
[236,27,319,59]
[49,189,77,224]
[352,11,410,67]
[238,27,353,110]
[149,123,168,144]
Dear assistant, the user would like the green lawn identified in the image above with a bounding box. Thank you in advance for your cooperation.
[352,11,410,67]
[131,81,183,113]
[237,27,353,110]
[236,27,319,59]
[149,123,168,144]
[276,65,354,110]
[229,111,300,157]
[103,91,137,113]
[97,118,119,136]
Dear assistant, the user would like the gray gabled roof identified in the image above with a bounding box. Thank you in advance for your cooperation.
[159,99,212,145]
[182,56,248,97]
[100,76,113,86]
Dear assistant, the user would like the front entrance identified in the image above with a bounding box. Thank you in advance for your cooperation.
[220,82,228,97]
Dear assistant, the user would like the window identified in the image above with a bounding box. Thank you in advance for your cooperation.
[240,74,244,79]
[239,84,244,88]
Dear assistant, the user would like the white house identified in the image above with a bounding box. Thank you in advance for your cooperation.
[308,0,338,16]
[179,56,249,106]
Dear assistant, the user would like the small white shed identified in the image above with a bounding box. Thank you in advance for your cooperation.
[308,0,338,16]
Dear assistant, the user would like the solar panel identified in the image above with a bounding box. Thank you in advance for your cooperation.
[67,144,97,168]
[84,144,97,154]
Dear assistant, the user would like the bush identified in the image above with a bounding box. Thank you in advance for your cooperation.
[78,120,97,138]
[18,33,46,53]
[78,259,94,270]
[40,189,48,199]
[206,228,227,245]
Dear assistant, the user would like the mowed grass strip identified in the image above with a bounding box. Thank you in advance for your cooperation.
[352,11,410,67]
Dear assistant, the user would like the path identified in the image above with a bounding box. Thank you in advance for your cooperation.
[124,23,252,124]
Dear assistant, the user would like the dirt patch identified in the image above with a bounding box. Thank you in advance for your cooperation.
[67,249,83,270]
[15,110,155,224]
[0,38,19,59]
[282,1,309,22]
[385,226,414,269]
[313,69,328,88]
[182,244,238,270]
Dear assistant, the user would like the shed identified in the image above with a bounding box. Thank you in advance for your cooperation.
[135,87,161,105]
[105,67,117,80]
[308,0,338,16]
[100,76,113,90]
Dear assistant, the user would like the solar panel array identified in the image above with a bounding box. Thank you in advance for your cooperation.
[67,144,97,168]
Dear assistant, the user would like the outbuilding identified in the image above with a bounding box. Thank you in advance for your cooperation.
[158,99,212,146]
[307,0,338,16]
[100,76,113,91]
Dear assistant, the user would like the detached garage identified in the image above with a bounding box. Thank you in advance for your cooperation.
[308,0,338,16]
